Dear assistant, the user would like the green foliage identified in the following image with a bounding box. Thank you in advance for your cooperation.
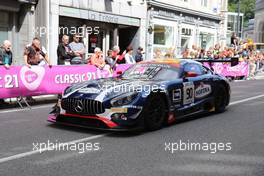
[228,0,255,26]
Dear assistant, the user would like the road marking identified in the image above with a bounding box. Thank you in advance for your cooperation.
[0,133,109,164]
[0,94,264,163]
[229,94,264,106]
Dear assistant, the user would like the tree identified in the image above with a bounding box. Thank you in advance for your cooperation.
[228,0,255,26]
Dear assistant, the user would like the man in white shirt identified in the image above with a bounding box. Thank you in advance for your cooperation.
[125,46,135,64]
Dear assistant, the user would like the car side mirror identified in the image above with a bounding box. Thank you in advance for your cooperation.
[184,71,198,78]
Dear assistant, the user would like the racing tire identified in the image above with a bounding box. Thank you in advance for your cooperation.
[214,84,227,113]
[142,94,167,131]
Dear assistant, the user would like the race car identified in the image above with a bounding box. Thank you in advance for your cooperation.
[48,59,231,131]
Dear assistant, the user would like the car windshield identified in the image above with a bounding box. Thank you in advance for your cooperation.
[121,64,180,80]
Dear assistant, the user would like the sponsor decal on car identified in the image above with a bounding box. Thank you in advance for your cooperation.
[110,108,128,113]
[195,83,211,98]
[183,82,195,105]
[172,89,181,102]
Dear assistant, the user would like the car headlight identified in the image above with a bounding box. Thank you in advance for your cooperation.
[111,92,138,107]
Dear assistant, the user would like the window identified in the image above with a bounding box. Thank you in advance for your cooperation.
[183,63,203,75]
[181,28,192,50]
[182,28,192,36]
[202,66,213,75]
[154,25,174,46]
[0,27,8,42]
[201,0,207,7]
[0,11,9,42]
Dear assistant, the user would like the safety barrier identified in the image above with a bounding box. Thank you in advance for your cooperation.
[0,61,249,99]
[0,64,131,99]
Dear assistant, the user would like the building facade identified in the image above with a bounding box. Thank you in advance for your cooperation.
[254,0,264,42]
[0,0,37,65]
[243,19,254,40]
[226,12,244,45]
[1,0,230,64]
[146,0,227,59]
[1,0,147,65]
[39,0,147,64]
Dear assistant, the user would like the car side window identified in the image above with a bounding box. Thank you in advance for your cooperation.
[202,66,213,75]
[183,63,203,75]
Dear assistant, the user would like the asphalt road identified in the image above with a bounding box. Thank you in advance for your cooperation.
[0,80,264,176]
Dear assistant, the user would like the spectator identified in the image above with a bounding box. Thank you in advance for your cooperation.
[248,53,256,80]
[69,34,85,64]
[213,44,221,59]
[112,45,126,64]
[57,35,73,65]
[125,46,135,64]
[24,37,51,102]
[0,40,12,106]
[165,47,175,58]
[154,48,162,59]
[24,37,51,67]
[135,47,144,62]
[90,47,110,71]
[258,52,264,72]
[198,48,206,58]
[231,32,238,47]
[105,49,117,70]
[0,40,12,69]
[206,50,214,60]
[182,48,191,58]
[190,44,198,58]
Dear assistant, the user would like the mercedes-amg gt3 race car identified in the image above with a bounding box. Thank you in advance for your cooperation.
[48,59,231,131]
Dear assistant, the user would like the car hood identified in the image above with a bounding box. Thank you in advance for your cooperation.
[62,77,166,101]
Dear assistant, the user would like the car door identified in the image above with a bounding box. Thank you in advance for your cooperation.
[182,63,213,106]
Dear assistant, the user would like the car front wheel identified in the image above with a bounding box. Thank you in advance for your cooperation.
[142,94,167,131]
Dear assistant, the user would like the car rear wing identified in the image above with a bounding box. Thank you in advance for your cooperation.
[194,57,239,67]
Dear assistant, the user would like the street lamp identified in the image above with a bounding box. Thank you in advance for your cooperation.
[236,0,240,37]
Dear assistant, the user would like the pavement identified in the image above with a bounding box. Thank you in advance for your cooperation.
[0,95,57,110]
[0,80,264,176]
[255,72,264,80]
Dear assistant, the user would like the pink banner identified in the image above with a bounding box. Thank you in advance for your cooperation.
[0,62,249,99]
[0,64,131,99]
[203,61,249,77]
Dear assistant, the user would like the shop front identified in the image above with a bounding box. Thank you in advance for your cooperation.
[50,5,142,62]
[152,18,177,58]
[146,4,221,59]
[0,0,37,65]
[198,25,218,50]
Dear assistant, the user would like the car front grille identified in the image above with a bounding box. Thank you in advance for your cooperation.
[61,98,105,115]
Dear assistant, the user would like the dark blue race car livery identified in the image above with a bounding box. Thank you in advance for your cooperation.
[48,59,231,131]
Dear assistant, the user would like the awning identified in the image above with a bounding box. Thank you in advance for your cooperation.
[0,0,37,12]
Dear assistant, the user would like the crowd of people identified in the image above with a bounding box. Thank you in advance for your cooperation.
[180,43,264,79]
[0,34,145,104]
[0,33,263,78]
[152,33,264,80]
[0,33,144,71]
[56,34,144,74]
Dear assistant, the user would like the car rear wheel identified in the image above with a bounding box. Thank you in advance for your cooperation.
[214,84,227,113]
[143,94,166,131]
